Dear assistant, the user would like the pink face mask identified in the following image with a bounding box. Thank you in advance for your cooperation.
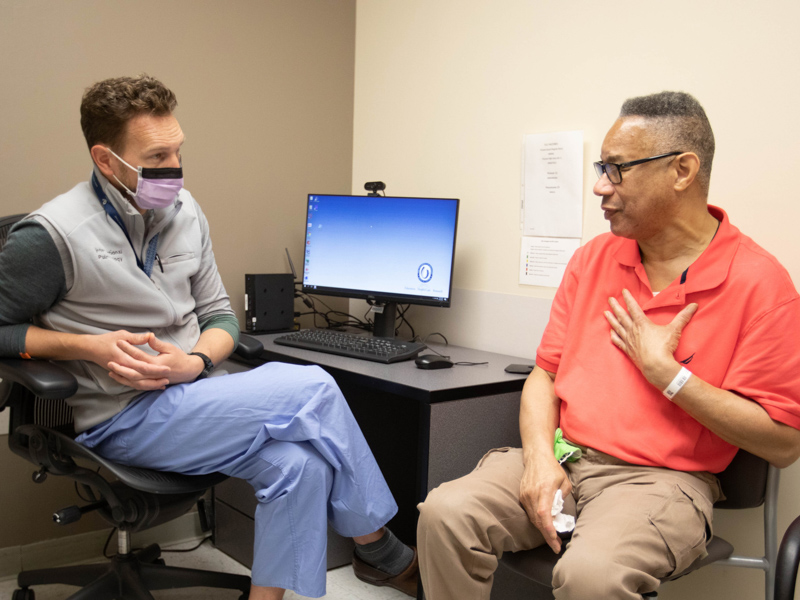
[107,148,184,209]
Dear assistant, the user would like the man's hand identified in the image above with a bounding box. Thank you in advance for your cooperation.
[108,334,204,389]
[604,289,697,389]
[519,453,572,553]
[84,330,171,390]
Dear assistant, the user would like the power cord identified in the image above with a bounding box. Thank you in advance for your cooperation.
[295,287,417,339]
[161,536,212,553]
[102,527,117,559]
[102,527,212,558]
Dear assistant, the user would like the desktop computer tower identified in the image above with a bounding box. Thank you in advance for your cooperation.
[244,273,295,333]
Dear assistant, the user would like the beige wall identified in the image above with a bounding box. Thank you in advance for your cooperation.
[2,0,800,596]
[353,1,800,599]
[0,0,356,547]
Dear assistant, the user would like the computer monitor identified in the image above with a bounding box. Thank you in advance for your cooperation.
[302,193,459,338]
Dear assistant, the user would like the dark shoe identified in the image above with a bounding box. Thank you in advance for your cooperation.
[352,545,419,597]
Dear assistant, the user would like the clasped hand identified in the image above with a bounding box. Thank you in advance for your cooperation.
[89,331,201,391]
[604,289,697,388]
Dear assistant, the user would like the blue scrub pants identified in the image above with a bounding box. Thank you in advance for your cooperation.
[76,362,398,597]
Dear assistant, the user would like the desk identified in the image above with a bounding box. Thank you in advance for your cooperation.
[213,333,532,571]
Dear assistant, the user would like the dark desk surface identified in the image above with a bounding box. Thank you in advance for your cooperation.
[250,331,534,403]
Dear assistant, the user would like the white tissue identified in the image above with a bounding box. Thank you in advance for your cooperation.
[551,489,575,533]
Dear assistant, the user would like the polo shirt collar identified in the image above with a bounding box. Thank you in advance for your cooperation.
[612,205,740,307]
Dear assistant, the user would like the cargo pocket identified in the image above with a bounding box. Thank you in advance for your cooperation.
[648,483,713,577]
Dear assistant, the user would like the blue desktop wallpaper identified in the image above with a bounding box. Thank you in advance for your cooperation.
[303,195,458,302]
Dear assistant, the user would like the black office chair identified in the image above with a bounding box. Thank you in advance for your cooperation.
[0,213,259,600]
[775,514,800,600]
[499,449,780,600]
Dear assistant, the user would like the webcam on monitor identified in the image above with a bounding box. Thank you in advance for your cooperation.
[364,181,386,195]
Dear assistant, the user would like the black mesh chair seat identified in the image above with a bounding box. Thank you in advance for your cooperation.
[500,535,735,587]
[15,423,230,494]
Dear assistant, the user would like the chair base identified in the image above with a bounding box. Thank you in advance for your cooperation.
[16,543,251,600]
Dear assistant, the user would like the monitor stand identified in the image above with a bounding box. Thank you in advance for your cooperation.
[371,302,397,338]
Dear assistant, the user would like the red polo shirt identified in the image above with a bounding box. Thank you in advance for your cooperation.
[536,206,800,473]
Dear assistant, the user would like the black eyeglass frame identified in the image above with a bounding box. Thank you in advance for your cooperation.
[593,151,683,184]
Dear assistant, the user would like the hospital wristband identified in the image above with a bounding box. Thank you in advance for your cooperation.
[663,367,692,400]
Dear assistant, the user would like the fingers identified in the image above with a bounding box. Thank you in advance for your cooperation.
[604,309,626,342]
[116,339,158,362]
[607,292,698,338]
[621,288,645,318]
[107,359,169,381]
[537,507,562,553]
[520,461,569,554]
[122,331,155,346]
[114,341,170,375]
[605,302,632,355]
[108,369,169,391]
[607,295,634,332]
[521,489,561,553]
[147,335,176,353]
[671,303,698,331]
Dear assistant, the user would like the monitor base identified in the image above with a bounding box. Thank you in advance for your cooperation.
[371,302,397,338]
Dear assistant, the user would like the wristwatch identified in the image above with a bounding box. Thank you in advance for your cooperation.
[190,352,214,380]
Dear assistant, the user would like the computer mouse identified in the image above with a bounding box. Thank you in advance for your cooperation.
[415,354,454,369]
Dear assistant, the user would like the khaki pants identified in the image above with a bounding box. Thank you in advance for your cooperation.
[417,447,721,600]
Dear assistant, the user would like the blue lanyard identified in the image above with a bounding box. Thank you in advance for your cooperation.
[91,172,159,278]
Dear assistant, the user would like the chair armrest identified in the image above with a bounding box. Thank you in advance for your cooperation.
[0,338,262,401]
[0,358,79,400]
[234,334,264,361]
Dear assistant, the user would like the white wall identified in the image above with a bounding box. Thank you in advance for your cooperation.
[353,2,800,598]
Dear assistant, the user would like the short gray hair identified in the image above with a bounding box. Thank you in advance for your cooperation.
[619,91,714,195]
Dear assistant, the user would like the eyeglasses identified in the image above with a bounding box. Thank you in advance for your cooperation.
[593,152,682,184]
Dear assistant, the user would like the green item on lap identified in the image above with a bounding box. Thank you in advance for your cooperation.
[554,428,582,464]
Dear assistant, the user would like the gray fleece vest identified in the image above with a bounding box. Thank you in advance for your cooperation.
[28,169,233,432]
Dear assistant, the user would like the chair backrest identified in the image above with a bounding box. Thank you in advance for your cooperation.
[0,214,28,413]
[715,448,770,509]
[1,213,77,436]
[0,213,27,250]
[776,515,800,600]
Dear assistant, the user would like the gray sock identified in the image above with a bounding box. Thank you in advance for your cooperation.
[355,528,414,576]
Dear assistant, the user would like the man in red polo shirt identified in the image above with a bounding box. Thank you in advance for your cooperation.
[417,91,800,599]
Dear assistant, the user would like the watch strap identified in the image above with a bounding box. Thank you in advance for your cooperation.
[190,351,214,380]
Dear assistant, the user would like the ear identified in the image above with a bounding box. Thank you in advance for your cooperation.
[672,152,701,192]
[90,145,116,181]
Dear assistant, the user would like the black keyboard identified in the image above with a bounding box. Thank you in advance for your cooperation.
[274,329,426,364]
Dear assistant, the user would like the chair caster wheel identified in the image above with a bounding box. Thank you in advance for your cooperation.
[13,588,35,600]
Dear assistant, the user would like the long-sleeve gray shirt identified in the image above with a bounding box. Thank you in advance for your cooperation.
[0,221,67,356]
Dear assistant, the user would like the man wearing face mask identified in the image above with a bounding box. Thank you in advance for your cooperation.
[0,75,418,600]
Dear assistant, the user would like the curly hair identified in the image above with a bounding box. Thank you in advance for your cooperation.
[80,74,177,152]
[620,91,715,195]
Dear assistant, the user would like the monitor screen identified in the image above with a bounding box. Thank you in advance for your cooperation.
[302,194,459,307]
